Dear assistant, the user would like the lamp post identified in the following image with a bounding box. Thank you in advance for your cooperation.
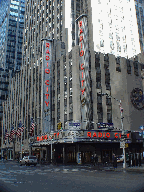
[98,92,126,169]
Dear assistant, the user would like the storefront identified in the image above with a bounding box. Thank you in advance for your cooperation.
[30,129,141,164]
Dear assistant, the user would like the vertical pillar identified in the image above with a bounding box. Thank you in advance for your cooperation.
[40,149,43,161]
[63,144,65,164]
[13,140,15,160]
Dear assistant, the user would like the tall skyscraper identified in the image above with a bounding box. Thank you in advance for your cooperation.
[0,0,25,71]
[134,0,144,54]
[0,0,25,142]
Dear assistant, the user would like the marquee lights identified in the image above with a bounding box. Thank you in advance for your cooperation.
[36,131,130,142]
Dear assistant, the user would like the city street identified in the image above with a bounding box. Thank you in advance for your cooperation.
[0,161,144,192]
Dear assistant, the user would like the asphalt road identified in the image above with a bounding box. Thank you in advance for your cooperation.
[0,162,144,192]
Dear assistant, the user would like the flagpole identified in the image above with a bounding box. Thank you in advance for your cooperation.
[20,122,22,159]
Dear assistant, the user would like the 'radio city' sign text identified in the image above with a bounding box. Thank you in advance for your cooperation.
[87,132,130,139]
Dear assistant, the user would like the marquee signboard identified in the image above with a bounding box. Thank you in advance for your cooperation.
[30,130,133,147]
[41,39,52,133]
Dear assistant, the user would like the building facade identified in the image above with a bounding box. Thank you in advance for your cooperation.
[1,0,144,163]
[2,47,144,162]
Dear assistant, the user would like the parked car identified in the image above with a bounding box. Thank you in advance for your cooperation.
[117,155,124,163]
[19,156,37,166]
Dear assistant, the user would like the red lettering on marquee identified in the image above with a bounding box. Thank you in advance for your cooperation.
[103,132,105,138]
[87,132,91,137]
[98,132,102,137]
[80,50,84,56]
[54,133,56,138]
[81,43,82,49]
[47,62,49,67]
[45,69,50,74]
[126,133,130,138]
[93,132,97,137]
[114,133,118,138]
[106,133,110,138]
[45,101,49,107]
[46,87,48,92]
[57,132,60,138]
[37,136,39,141]
[44,135,47,140]
[45,80,49,85]
[45,94,49,100]
[81,88,85,95]
[119,133,121,138]
[46,49,50,54]
[46,55,50,60]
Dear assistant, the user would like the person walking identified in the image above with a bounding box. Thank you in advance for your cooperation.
[128,153,131,167]
[112,153,115,168]
[91,155,94,166]
[139,153,142,167]
[113,154,117,169]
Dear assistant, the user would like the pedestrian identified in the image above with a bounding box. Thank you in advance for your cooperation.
[113,154,117,169]
[136,153,138,166]
[128,153,131,167]
[91,155,94,166]
[103,156,105,166]
[112,153,115,168]
[95,154,98,165]
[132,154,135,167]
[139,153,141,167]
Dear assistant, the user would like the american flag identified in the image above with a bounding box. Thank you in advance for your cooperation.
[16,122,22,138]
[21,124,25,133]
[30,118,35,136]
[9,125,15,142]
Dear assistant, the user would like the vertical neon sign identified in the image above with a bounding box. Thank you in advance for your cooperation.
[42,39,52,133]
[76,15,90,130]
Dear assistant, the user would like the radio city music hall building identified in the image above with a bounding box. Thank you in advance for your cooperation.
[1,0,144,163]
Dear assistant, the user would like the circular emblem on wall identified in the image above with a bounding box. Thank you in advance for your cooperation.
[130,88,144,110]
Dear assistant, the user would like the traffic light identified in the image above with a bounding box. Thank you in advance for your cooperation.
[57,122,62,130]
[60,122,62,129]
[57,122,61,130]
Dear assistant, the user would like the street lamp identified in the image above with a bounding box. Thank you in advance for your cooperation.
[98,92,126,169]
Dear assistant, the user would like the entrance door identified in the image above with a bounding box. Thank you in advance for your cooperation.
[102,150,112,163]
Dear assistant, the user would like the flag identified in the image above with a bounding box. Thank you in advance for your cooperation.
[30,118,35,136]
[9,125,15,142]
[21,124,25,133]
[16,122,22,138]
